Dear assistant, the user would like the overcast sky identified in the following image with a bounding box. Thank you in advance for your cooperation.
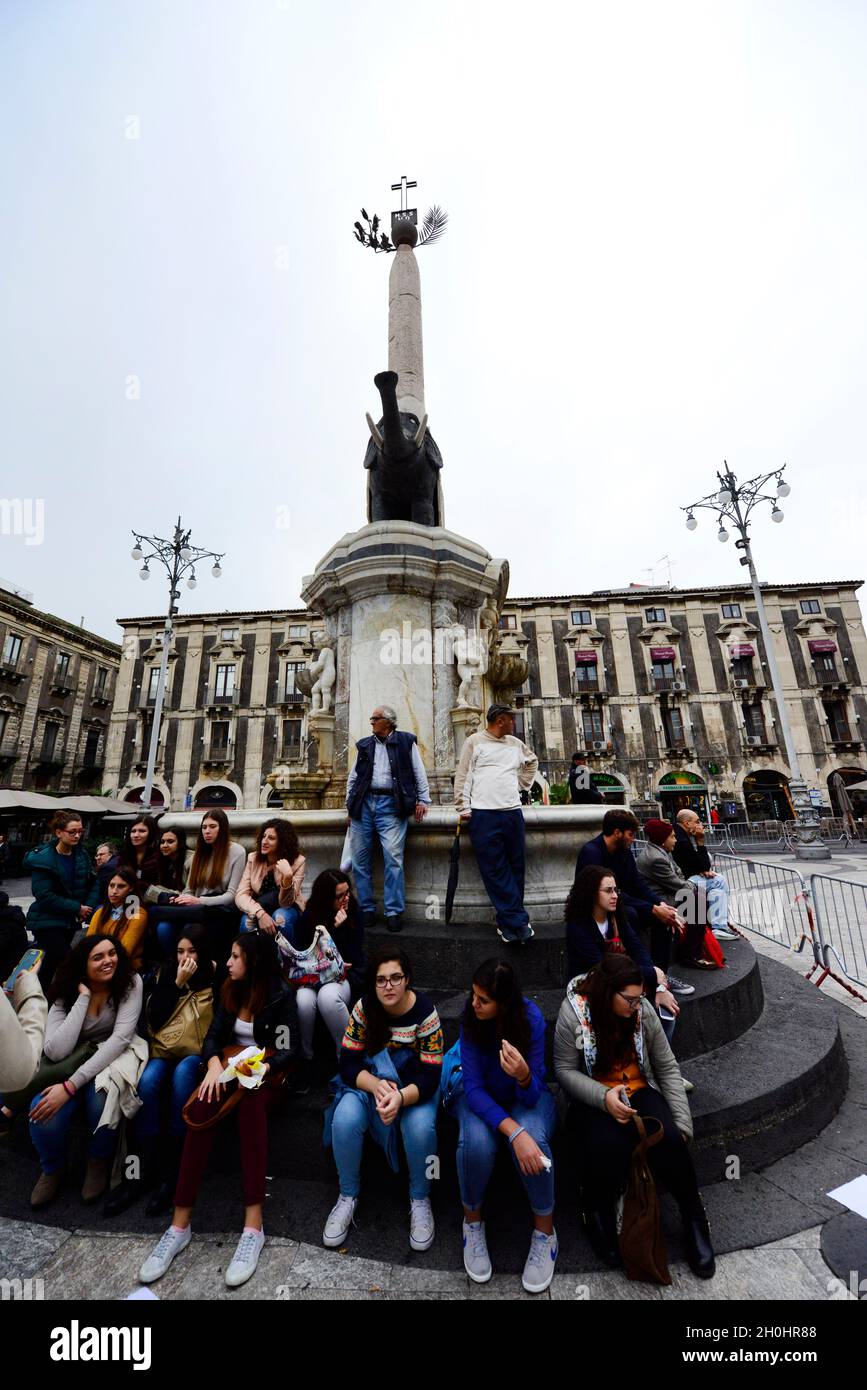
[2,0,866,642]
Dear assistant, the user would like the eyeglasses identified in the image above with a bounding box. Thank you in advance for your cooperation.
[617,992,644,1010]
[334,889,350,901]
[375,973,405,988]
[370,716,387,724]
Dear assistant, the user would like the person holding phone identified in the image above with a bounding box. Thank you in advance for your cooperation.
[553,953,714,1278]
[451,958,558,1293]
[142,827,191,906]
[0,958,47,1093]
[28,935,142,1209]
[24,810,99,987]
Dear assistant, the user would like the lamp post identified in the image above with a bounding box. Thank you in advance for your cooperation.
[131,517,225,809]
[681,463,830,861]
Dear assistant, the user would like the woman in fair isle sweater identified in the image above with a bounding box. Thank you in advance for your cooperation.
[323,945,443,1253]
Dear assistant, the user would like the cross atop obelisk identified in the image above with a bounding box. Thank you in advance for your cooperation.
[388,173,424,420]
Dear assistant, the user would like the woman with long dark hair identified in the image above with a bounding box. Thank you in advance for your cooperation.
[565,864,679,1028]
[105,923,215,1217]
[286,868,365,1089]
[453,958,558,1293]
[27,934,142,1209]
[143,826,191,904]
[553,953,714,1278]
[138,931,298,1291]
[118,815,162,891]
[323,944,443,1253]
[24,809,99,986]
[236,817,306,939]
[86,863,149,972]
[153,809,245,959]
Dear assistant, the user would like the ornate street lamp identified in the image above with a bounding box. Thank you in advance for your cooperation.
[681,463,829,861]
[130,517,225,808]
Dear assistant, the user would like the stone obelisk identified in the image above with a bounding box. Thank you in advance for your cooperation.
[388,240,425,422]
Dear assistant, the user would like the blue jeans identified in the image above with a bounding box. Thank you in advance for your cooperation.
[29,1080,116,1174]
[240,906,299,940]
[689,873,729,929]
[135,1055,204,1140]
[350,795,409,917]
[331,1088,438,1200]
[455,1090,556,1216]
[468,808,529,934]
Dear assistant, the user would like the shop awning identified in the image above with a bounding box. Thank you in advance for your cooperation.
[0,791,134,815]
[808,639,837,654]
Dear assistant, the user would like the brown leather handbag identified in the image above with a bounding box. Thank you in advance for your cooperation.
[181,1043,279,1131]
[618,1112,672,1285]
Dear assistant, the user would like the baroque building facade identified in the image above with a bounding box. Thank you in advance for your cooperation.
[0,581,121,794]
[103,579,867,823]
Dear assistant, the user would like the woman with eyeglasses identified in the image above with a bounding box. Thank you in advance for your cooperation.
[553,952,714,1278]
[284,868,364,1092]
[452,958,558,1294]
[323,944,443,1254]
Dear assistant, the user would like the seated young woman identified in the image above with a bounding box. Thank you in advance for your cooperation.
[143,826,191,907]
[117,815,163,892]
[565,864,680,1034]
[28,935,143,1209]
[286,868,366,1090]
[323,945,442,1254]
[553,952,714,1278]
[153,809,246,960]
[87,864,149,972]
[235,817,306,940]
[104,924,214,1218]
[452,958,558,1294]
[138,931,298,1291]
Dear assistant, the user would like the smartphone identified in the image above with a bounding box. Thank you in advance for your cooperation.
[658,1006,676,1022]
[3,948,44,996]
[619,1087,634,1108]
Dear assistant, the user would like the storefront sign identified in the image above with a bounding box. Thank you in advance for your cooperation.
[729,644,755,658]
[650,646,676,661]
[574,650,598,665]
[808,639,837,654]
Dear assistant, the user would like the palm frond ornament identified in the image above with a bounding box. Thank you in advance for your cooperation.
[417,205,448,247]
[353,199,448,254]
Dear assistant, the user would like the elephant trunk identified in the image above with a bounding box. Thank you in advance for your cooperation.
[374,371,412,460]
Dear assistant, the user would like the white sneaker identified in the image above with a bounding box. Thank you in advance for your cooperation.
[409,1197,435,1251]
[462,1219,492,1282]
[139,1225,192,1284]
[665,974,695,996]
[521,1228,558,1294]
[712,926,738,941]
[323,1193,358,1248]
[225,1227,265,1288]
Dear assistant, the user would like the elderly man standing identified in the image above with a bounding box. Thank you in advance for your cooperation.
[347,705,430,933]
[454,703,538,945]
[673,810,737,941]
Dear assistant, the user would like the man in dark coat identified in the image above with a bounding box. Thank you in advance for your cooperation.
[568,754,603,805]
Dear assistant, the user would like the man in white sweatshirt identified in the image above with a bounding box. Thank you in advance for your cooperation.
[454,704,539,944]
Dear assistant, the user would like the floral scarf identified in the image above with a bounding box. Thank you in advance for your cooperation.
[565,976,645,1078]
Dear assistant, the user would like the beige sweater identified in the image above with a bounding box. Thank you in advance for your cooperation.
[0,972,48,1092]
[454,730,538,813]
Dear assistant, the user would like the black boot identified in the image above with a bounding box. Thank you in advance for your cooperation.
[581,1203,620,1268]
[680,1200,716,1279]
[145,1135,183,1218]
[103,1137,158,1217]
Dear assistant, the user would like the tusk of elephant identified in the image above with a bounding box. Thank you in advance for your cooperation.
[413,414,428,447]
[365,412,384,450]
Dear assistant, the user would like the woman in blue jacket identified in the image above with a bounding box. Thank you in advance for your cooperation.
[452,958,557,1294]
[25,810,99,986]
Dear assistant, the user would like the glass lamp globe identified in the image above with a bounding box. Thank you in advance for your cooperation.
[771,506,784,523]
[685,513,698,531]
[180,546,193,561]
[211,562,222,579]
[777,480,791,498]
[718,488,732,506]
[139,564,151,580]
[131,545,143,562]
[717,525,729,543]
[187,572,197,589]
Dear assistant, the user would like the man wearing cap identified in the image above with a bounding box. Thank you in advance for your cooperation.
[346,704,431,932]
[454,704,539,944]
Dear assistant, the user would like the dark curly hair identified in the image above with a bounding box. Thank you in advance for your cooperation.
[295,867,358,951]
[565,863,628,930]
[50,933,135,1012]
[255,817,300,866]
[461,957,531,1058]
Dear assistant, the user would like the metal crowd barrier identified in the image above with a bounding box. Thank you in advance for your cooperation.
[807,873,867,995]
[713,852,820,959]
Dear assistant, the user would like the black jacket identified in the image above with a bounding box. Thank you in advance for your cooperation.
[347,731,420,820]
[575,833,662,914]
[146,963,215,1035]
[568,767,603,804]
[565,912,657,999]
[202,980,299,1076]
[672,825,712,878]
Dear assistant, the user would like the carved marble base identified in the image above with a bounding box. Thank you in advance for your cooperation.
[285,772,332,810]
[451,705,483,761]
[307,712,335,770]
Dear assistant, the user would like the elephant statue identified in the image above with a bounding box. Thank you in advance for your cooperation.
[363,371,444,527]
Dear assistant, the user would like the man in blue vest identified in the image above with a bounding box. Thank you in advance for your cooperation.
[346,704,431,932]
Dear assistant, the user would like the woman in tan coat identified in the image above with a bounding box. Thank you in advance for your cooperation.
[236,818,306,942]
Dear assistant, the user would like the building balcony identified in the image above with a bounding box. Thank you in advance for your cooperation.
[0,737,18,764]
[138,688,174,711]
[204,688,240,712]
[0,661,26,686]
[75,755,105,772]
[203,741,233,769]
[90,689,112,708]
[583,739,613,757]
[280,743,302,763]
[653,675,689,695]
[742,737,777,754]
[663,742,692,758]
[809,668,850,692]
[827,730,861,751]
[730,675,766,694]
